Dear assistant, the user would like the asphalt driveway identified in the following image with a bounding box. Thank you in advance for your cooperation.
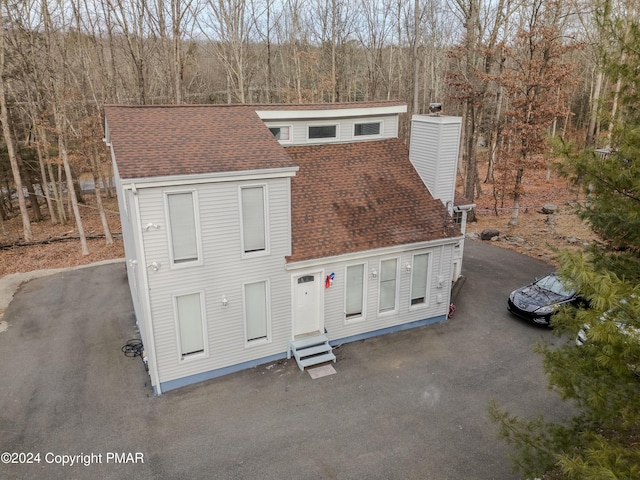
[0,241,573,479]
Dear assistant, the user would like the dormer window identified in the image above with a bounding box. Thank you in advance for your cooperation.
[308,124,338,140]
[354,122,381,137]
[269,126,291,141]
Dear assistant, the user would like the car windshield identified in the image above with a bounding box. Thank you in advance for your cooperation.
[535,274,575,296]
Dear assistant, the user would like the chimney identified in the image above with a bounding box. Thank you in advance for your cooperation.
[408,114,462,211]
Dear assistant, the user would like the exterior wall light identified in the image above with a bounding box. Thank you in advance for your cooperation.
[147,261,160,272]
[221,295,229,308]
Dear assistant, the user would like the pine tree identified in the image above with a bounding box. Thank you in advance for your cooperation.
[490,3,640,478]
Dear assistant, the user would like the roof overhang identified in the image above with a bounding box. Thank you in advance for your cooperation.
[119,166,299,190]
[285,236,464,270]
[256,104,407,121]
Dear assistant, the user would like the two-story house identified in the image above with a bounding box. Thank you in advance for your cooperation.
[104,101,471,394]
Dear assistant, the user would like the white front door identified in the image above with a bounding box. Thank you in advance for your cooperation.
[293,273,322,337]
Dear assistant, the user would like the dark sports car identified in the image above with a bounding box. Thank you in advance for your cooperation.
[507,273,580,326]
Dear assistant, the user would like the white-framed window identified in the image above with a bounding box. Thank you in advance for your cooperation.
[174,292,207,360]
[379,258,399,314]
[243,280,270,344]
[345,263,366,320]
[410,253,431,306]
[240,185,268,255]
[354,121,382,137]
[166,191,201,266]
[268,125,292,143]
[308,123,339,142]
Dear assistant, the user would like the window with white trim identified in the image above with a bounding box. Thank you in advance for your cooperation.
[410,253,430,306]
[308,124,338,140]
[167,192,199,264]
[244,281,269,343]
[379,258,398,313]
[354,122,381,137]
[346,264,365,319]
[269,126,291,141]
[175,292,205,358]
[240,186,267,254]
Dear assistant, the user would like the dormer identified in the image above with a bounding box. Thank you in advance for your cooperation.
[255,101,407,146]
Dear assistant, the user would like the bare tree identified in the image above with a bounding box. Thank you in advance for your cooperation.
[450,0,513,211]
[495,0,577,225]
[105,0,157,104]
[41,1,90,254]
[354,0,394,100]
[201,0,255,103]
[0,3,32,242]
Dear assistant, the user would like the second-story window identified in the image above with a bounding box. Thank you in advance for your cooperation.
[166,192,200,265]
[241,185,267,254]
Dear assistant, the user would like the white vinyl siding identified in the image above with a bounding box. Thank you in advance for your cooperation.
[240,185,267,254]
[379,258,398,313]
[175,292,206,358]
[265,115,397,145]
[166,192,199,264]
[244,281,269,343]
[354,121,381,137]
[345,264,365,320]
[410,253,430,306]
[138,177,292,385]
[408,116,462,206]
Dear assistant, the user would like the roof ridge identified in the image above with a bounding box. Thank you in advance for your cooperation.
[104,100,407,109]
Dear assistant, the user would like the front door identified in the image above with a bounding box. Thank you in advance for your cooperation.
[293,273,321,337]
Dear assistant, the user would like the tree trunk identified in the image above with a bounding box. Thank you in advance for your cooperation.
[0,201,5,235]
[172,0,183,104]
[24,168,42,222]
[91,146,113,245]
[509,166,524,225]
[412,0,420,114]
[34,132,58,225]
[463,103,477,200]
[0,76,33,241]
[59,132,89,256]
[50,160,66,224]
[71,167,85,204]
[586,68,603,146]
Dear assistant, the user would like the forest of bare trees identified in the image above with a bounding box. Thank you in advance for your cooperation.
[0,0,634,253]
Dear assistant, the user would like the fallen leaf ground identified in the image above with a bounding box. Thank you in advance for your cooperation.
[465,163,598,264]
[0,166,597,277]
[0,194,125,277]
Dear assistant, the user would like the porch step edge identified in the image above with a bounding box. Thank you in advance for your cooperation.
[298,352,337,369]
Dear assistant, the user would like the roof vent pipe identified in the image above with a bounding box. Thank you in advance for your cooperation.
[429,103,442,115]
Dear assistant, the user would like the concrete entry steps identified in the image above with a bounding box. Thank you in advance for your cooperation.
[288,334,336,371]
